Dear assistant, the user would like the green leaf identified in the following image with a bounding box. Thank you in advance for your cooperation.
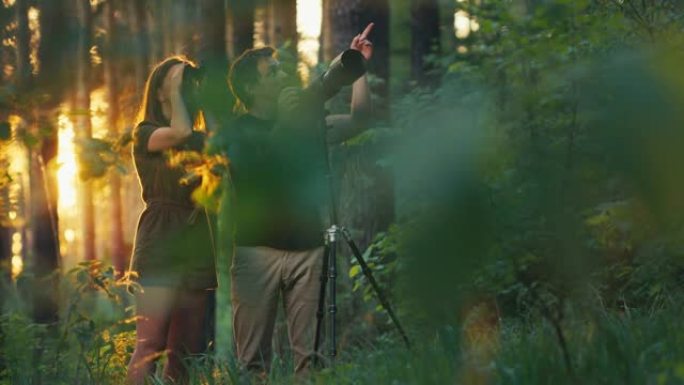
[349,265,361,278]
[0,122,10,141]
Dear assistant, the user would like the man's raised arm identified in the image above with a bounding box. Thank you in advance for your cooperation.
[325,23,374,144]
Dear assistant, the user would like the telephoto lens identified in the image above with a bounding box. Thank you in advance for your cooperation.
[306,49,366,101]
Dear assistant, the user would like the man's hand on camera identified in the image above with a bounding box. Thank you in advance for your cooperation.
[277,87,303,116]
[276,86,308,131]
[350,23,374,61]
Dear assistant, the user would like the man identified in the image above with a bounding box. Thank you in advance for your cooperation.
[225,23,374,376]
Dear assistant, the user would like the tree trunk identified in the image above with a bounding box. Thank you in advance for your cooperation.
[0,113,12,317]
[440,0,456,53]
[145,0,163,63]
[20,0,61,325]
[171,0,193,55]
[198,0,230,354]
[104,0,126,277]
[197,0,232,128]
[229,0,255,58]
[0,219,9,373]
[38,0,76,98]
[323,0,359,62]
[129,0,150,91]
[319,0,330,63]
[269,0,297,54]
[22,0,73,326]
[410,0,441,85]
[27,138,60,324]
[75,0,96,262]
[325,0,389,115]
[317,2,396,341]
[199,0,228,61]
[325,0,394,250]
[15,0,31,91]
[0,217,10,289]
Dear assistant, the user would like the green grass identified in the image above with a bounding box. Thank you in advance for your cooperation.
[3,267,684,385]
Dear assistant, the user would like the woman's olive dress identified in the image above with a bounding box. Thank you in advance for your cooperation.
[128,121,217,290]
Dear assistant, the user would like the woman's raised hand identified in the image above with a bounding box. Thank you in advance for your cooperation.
[165,63,186,97]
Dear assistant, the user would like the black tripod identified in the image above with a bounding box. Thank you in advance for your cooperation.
[312,224,411,361]
[306,52,410,364]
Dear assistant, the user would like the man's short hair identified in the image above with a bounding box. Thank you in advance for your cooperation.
[228,47,276,109]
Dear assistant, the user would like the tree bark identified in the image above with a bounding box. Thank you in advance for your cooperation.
[75,0,96,262]
[199,0,228,61]
[0,129,12,316]
[410,0,441,85]
[440,0,456,54]
[171,0,193,55]
[229,0,255,58]
[27,139,60,323]
[198,0,230,354]
[268,0,297,54]
[0,217,9,373]
[129,0,150,91]
[319,0,330,63]
[37,0,76,100]
[21,0,72,326]
[15,0,31,91]
[325,0,394,251]
[104,0,126,277]
[325,0,389,115]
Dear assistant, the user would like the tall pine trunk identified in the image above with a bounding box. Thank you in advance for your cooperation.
[229,0,255,58]
[15,0,31,91]
[319,0,395,344]
[22,0,61,324]
[410,0,441,85]
[75,0,96,262]
[129,0,150,91]
[171,0,193,54]
[440,0,456,54]
[324,0,390,108]
[198,0,230,354]
[324,0,394,251]
[104,0,126,276]
[23,0,76,325]
[268,0,297,54]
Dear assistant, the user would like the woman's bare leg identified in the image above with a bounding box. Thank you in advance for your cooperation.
[163,289,209,384]
[126,286,177,385]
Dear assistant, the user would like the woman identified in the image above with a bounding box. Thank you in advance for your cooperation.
[126,56,216,385]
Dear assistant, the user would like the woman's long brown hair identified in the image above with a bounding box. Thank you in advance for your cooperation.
[136,55,198,128]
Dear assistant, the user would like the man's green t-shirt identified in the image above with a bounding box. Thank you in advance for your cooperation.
[227,114,327,250]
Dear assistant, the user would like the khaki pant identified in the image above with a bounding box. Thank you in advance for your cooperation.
[231,246,324,375]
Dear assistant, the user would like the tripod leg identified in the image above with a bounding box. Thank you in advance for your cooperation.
[342,231,411,349]
[313,242,330,361]
[314,242,330,362]
[327,236,338,359]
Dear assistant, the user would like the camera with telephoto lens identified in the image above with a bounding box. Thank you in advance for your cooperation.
[305,49,367,101]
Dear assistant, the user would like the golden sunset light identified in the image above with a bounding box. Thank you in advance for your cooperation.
[297,0,322,82]
[5,1,672,382]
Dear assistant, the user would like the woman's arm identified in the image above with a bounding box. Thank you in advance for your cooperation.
[148,64,194,151]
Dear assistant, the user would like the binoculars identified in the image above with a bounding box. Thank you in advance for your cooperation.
[181,65,206,122]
